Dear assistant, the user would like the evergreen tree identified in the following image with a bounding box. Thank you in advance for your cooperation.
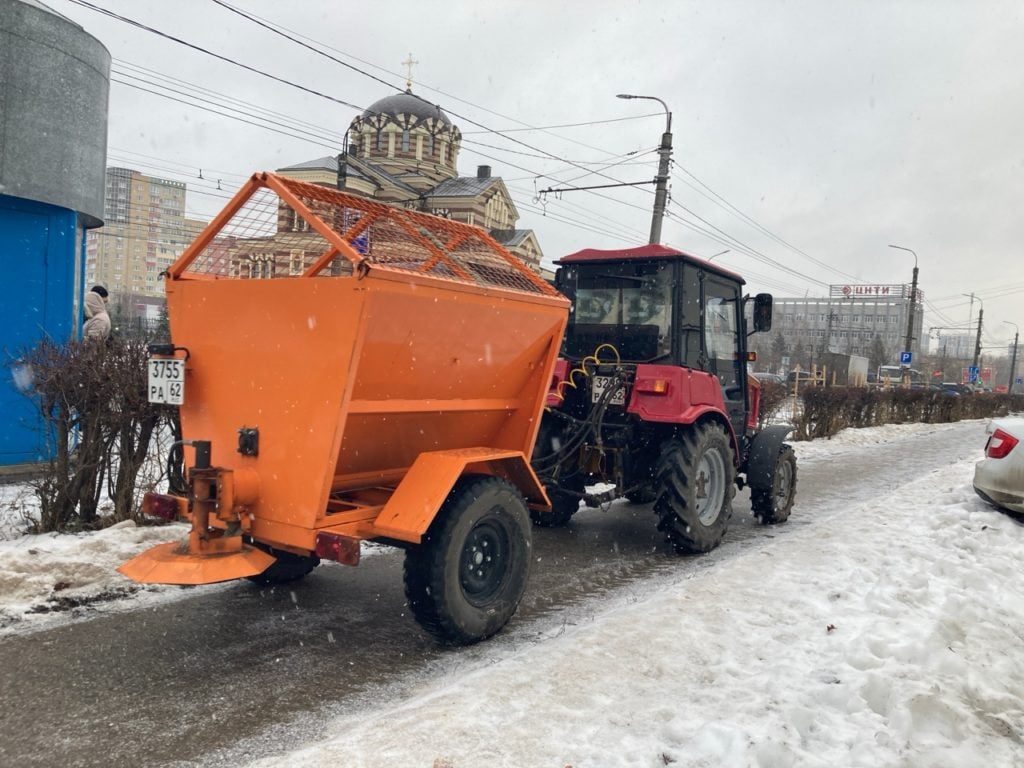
[156,300,170,339]
[771,333,788,371]
[791,341,807,370]
[869,334,887,372]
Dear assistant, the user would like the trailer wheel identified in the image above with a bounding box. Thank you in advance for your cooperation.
[404,475,531,645]
[752,444,797,524]
[245,544,320,586]
[653,424,736,553]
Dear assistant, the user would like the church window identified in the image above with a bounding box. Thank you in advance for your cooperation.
[428,133,436,157]
[401,129,410,152]
[376,130,385,151]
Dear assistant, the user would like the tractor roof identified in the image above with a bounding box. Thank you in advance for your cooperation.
[556,244,745,284]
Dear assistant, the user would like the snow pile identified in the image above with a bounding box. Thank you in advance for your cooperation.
[243,454,1024,768]
[0,520,197,631]
[792,420,973,460]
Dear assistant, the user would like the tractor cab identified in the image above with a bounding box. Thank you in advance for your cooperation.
[554,244,772,442]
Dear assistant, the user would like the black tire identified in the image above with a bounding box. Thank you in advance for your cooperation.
[625,486,657,504]
[404,475,531,645]
[752,444,797,524]
[653,424,736,553]
[624,437,659,504]
[532,479,583,527]
[530,416,582,527]
[245,544,320,586]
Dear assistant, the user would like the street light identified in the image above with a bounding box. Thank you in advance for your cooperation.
[962,293,984,370]
[888,244,919,366]
[617,93,672,245]
[1005,321,1020,394]
[706,249,730,262]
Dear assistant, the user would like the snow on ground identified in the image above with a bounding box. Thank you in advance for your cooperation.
[236,421,1022,768]
[2,419,1023,767]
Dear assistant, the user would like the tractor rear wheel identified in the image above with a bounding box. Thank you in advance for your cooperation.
[752,444,797,524]
[653,424,736,553]
[404,475,531,645]
[245,543,320,586]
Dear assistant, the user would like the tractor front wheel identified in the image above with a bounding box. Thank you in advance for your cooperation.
[752,444,797,524]
[531,477,583,527]
[653,424,736,553]
[404,475,531,645]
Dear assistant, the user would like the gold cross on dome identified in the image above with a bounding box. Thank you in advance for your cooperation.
[402,53,419,90]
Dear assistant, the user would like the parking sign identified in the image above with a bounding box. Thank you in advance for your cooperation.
[900,351,912,365]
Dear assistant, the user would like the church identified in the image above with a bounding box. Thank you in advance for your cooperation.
[277,84,544,271]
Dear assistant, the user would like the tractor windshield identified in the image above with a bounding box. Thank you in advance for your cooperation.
[562,261,673,362]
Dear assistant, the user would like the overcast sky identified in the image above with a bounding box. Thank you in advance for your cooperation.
[49,0,1024,356]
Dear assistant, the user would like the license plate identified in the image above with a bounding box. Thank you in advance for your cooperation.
[148,358,185,405]
[591,375,626,405]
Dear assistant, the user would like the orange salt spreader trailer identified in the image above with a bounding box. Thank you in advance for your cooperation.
[119,172,569,644]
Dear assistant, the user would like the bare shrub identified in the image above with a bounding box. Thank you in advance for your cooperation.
[18,337,179,532]
[757,381,790,429]
[794,388,1024,440]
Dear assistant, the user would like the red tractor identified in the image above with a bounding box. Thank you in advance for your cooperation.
[531,244,797,552]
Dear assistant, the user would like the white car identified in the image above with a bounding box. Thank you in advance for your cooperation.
[973,417,1024,514]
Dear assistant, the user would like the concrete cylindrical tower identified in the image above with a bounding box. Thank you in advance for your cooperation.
[0,0,110,471]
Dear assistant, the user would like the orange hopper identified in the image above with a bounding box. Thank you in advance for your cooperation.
[118,173,568,643]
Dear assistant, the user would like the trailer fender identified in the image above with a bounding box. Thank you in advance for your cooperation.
[370,448,549,544]
[745,425,795,490]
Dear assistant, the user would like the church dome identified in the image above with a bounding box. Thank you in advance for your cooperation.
[362,90,452,127]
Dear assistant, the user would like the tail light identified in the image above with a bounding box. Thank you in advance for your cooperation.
[986,428,1019,459]
[315,532,361,566]
[635,378,669,395]
[142,492,186,521]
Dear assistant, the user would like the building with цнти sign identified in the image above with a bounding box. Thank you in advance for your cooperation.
[768,284,925,361]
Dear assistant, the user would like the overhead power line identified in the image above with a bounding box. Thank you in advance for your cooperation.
[69,0,847,293]
[672,166,863,284]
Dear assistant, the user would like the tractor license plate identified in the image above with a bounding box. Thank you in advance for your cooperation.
[148,358,185,405]
[591,375,626,405]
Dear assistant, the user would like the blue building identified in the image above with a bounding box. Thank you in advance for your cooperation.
[0,0,110,472]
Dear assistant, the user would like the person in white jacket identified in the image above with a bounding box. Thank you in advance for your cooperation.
[83,285,111,341]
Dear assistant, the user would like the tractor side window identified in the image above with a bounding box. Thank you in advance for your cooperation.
[703,284,741,390]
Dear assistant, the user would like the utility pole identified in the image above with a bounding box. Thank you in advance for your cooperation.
[1005,321,1019,394]
[617,94,672,244]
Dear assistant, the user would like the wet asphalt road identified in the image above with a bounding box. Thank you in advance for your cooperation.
[0,422,982,767]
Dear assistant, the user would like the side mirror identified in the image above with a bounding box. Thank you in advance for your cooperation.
[753,293,773,332]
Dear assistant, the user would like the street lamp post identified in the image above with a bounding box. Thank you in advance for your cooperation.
[617,93,672,245]
[888,245,919,362]
[1005,321,1020,394]
[889,244,919,387]
[963,293,984,371]
[706,249,730,262]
